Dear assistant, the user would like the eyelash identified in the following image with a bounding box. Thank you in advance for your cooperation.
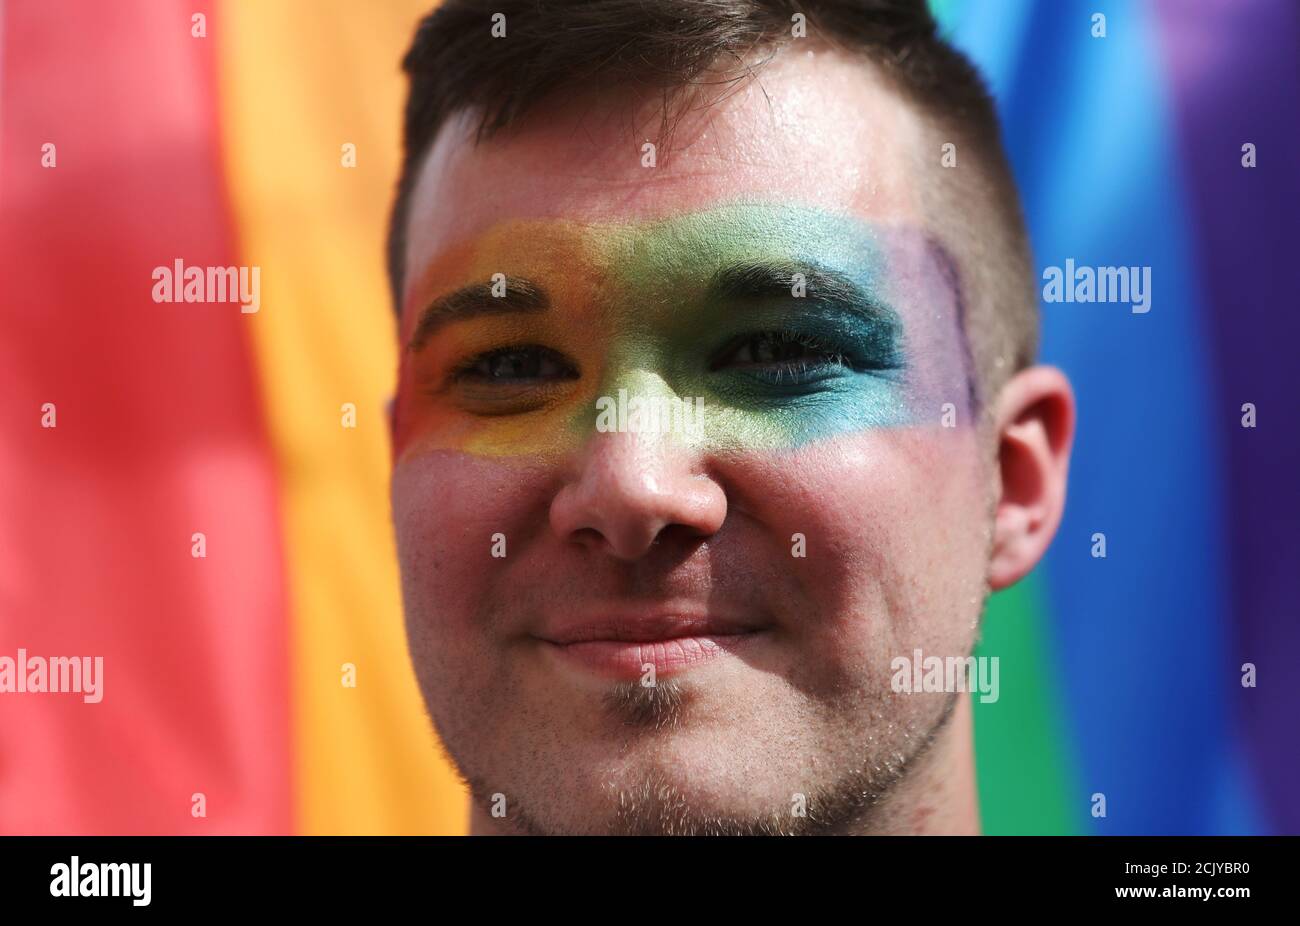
[450,345,578,384]
[709,330,867,383]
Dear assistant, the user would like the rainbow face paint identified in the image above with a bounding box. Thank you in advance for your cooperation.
[394,203,973,461]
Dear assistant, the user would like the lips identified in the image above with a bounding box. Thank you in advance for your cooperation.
[534,613,767,680]
[538,614,761,645]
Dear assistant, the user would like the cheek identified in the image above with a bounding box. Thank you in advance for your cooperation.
[391,450,550,639]
[720,425,989,652]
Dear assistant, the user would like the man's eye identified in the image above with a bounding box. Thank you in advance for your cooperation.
[711,331,856,381]
[453,345,578,383]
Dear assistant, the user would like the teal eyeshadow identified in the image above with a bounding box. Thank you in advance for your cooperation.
[592,203,922,448]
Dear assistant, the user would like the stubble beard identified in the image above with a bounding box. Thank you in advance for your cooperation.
[457,673,964,836]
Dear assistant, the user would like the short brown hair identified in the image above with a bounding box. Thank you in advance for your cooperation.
[388,0,1036,403]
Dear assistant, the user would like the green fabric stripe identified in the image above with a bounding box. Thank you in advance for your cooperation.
[973,576,1085,835]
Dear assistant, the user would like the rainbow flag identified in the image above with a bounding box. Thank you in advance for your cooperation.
[1,0,1294,834]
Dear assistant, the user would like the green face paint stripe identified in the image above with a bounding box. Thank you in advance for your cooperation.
[580,203,917,449]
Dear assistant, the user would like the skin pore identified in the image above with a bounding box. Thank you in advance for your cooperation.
[391,44,1073,834]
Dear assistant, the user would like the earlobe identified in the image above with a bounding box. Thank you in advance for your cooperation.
[987,365,1076,590]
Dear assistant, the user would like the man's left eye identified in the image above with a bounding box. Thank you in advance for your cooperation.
[711,331,855,379]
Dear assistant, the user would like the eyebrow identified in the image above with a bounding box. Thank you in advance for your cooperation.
[706,261,900,329]
[407,278,549,351]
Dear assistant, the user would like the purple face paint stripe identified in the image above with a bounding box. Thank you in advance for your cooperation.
[1154,0,1300,834]
[923,233,982,417]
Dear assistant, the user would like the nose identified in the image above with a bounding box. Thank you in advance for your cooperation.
[549,429,727,561]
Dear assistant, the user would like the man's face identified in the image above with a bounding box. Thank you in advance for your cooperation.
[392,48,994,834]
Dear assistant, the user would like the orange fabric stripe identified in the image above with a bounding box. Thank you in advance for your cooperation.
[214,0,467,834]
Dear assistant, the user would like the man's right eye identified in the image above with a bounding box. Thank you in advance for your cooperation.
[452,345,579,383]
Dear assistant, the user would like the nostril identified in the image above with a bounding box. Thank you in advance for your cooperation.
[656,522,709,546]
[569,526,605,549]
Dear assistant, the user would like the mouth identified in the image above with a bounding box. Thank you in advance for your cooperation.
[533,614,768,680]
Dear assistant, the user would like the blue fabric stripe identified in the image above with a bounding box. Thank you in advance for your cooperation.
[937,0,1264,833]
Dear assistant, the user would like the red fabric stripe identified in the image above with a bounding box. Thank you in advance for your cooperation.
[0,0,290,833]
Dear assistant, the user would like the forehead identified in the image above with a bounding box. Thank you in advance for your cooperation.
[401,45,928,307]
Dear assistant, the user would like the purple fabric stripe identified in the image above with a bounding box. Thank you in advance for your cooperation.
[1154,0,1300,834]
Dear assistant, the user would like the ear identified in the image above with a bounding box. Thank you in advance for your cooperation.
[987,365,1076,590]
